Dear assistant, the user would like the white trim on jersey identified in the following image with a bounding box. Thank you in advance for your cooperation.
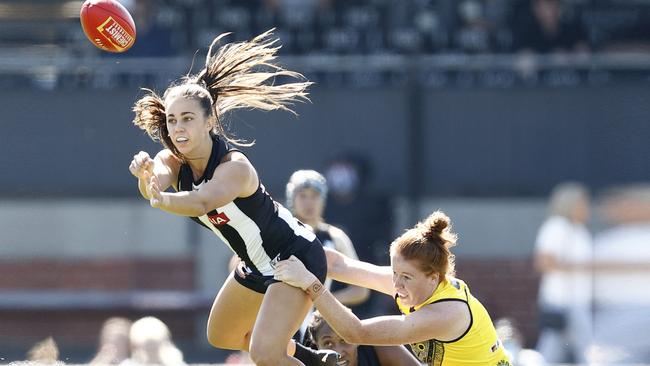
[277,204,317,242]
[198,201,275,275]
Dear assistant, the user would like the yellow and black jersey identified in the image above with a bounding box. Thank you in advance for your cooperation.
[396,277,511,366]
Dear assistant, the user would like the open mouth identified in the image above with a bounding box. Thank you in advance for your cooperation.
[337,360,349,366]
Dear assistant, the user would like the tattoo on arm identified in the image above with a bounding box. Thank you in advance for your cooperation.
[307,280,325,301]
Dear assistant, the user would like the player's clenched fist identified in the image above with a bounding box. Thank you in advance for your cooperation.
[129,151,154,179]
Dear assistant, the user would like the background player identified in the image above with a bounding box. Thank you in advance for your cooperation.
[306,310,421,366]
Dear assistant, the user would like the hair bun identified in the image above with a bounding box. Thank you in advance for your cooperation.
[422,211,450,241]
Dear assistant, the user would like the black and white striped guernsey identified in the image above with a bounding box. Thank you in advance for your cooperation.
[177,134,316,276]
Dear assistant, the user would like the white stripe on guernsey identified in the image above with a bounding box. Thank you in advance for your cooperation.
[277,204,317,242]
[198,201,275,275]
[197,214,234,251]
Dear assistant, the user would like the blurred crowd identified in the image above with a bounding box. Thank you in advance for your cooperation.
[10,316,186,366]
[2,0,650,90]
[3,0,650,57]
[76,0,650,56]
[533,182,650,364]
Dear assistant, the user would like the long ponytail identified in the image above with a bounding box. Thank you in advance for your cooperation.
[133,29,312,158]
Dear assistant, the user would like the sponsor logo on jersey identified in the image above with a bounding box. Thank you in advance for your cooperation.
[208,211,230,226]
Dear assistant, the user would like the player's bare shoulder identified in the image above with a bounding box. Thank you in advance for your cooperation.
[155,149,181,172]
[220,150,259,196]
[223,150,250,164]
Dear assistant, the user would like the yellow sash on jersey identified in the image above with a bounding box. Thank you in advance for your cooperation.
[396,277,512,366]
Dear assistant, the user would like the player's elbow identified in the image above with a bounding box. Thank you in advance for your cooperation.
[194,194,214,217]
[325,248,344,277]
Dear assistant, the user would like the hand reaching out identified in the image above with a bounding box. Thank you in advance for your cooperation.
[274,255,318,291]
[129,151,154,180]
[147,173,164,208]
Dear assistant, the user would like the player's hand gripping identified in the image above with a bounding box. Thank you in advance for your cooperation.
[274,255,318,291]
[129,151,154,180]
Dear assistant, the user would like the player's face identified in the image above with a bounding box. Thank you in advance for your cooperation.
[165,96,212,156]
[292,187,324,223]
[314,324,358,366]
[391,253,439,308]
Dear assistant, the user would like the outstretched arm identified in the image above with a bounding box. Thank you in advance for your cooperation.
[130,150,179,199]
[327,226,370,305]
[324,247,394,296]
[275,256,470,345]
[147,152,258,216]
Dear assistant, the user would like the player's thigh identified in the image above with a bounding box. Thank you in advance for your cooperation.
[249,282,312,357]
[206,271,264,350]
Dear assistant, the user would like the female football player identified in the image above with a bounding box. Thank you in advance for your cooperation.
[129,30,336,366]
[275,211,512,365]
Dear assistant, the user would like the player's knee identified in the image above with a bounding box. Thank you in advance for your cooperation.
[248,342,284,366]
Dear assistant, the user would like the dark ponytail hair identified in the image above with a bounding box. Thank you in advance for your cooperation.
[132,29,312,161]
[390,211,458,281]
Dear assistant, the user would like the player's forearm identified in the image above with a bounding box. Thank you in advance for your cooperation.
[157,191,208,217]
[309,283,365,344]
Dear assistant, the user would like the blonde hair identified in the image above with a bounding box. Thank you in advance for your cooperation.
[390,211,458,280]
[132,29,312,161]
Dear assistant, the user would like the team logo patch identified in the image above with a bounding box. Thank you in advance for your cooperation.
[208,211,230,226]
[96,16,134,50]
[497,360,511,366]
[410,340,444,366]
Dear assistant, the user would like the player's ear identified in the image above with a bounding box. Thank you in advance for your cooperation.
[206,115,217,130]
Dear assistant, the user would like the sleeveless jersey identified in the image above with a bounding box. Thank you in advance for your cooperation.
[314,224,335,250]
[396,278,511,366]
[177,135,316,276]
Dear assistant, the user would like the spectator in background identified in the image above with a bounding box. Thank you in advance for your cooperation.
[26,337,61,365]
[494,318,545,366]
[589,185,650,363]
[455,0,494,53]
[286,169,370,341]
[122,316,186,366]
[323,154,394,318]
[305,310,421,366]
[512,0,589,53]
[90,317,132,365]
[534,182,592,363]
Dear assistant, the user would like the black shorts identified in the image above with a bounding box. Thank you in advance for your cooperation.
[234,237,327,294]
